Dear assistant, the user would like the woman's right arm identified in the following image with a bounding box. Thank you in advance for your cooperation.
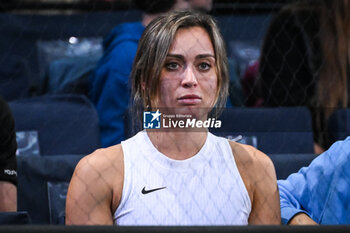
[65,145,124,225]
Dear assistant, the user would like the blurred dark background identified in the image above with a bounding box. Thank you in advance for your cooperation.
[0,0,295,14]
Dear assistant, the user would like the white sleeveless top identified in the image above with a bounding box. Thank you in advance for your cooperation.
[115,131,251,225]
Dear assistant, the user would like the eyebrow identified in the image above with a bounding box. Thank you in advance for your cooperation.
[166,54,215,60]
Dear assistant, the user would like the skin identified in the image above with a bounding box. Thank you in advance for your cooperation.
[66,145,123,225]
[66,26,280,225]
[314,143,325,155]
[0,181,17,212]
[289,213,318,225]
[158,27,217,122]
[148,27,217,160]
[229,141,280,224]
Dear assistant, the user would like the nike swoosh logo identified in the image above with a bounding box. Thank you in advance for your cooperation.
[141,186,166,194]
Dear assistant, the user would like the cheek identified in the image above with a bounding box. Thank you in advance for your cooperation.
[158,78,176,104]
[204,74,218,93]
[157,72,168,105]
[202,74,218,103]
[159,82,167,101]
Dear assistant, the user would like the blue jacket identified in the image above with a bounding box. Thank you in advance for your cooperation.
[90,22,145,147]
[278,137,350,224]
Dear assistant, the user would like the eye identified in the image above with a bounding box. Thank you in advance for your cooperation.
[198,62,211,71]
[165,62,180,71]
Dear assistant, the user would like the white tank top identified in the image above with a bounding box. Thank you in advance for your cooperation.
[115,131,251,225]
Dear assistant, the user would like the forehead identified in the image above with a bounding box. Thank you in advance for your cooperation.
[168,26,214,55]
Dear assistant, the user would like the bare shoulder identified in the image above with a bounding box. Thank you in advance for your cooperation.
[71,144,124,212]
[76,144,124,177]
[73,144,125,198]
[228,140,275,175]
[228,141,277,201]
[228,141,280,224]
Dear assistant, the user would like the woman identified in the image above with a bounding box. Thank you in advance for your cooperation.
[258,0,350,152]
[66,10,280,225]
[90,0,213,148]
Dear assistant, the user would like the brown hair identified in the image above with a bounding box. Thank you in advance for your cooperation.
[314,0,350,147]
[316,0,350,111]
[283,0,350,148]
[131,10,228,129]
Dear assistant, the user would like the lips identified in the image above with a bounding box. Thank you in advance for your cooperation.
[177,94,202,105]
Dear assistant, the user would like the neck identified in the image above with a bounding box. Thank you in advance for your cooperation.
[147,129,208,160]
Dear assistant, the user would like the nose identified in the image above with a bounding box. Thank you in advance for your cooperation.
[181,66,198,88]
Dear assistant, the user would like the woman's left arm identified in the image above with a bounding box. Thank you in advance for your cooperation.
[230,142,281,224]
[248,149,281,224]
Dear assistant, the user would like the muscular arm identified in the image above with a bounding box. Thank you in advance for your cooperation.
[248,151,280,224]
[230,142,281,224]
[66,145,124,225]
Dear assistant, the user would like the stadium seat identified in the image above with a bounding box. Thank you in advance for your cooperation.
[0,54,30,101]
[268,153,318,180]
[17,155,83,224]
[42,56,101,96]
[210,107,314,154]
[0,211,31,224]
[9,94,100,156]
[0,12,142,95]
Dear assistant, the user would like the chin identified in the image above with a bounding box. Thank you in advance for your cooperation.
[175,106,210,120]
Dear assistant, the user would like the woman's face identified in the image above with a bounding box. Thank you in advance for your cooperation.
[157,26,218,119]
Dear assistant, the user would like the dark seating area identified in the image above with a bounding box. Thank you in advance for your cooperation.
[17,155,83,224]
[0,11,142,99]
[0,212,31,225]
[210,107,314,154]
[9,94,100,156]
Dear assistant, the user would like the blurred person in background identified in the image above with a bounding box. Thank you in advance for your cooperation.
[258,0,350,154]
[188,0,213,12]
[0,97,17,211]
[90,0,213,148]
[66,10,280,225]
